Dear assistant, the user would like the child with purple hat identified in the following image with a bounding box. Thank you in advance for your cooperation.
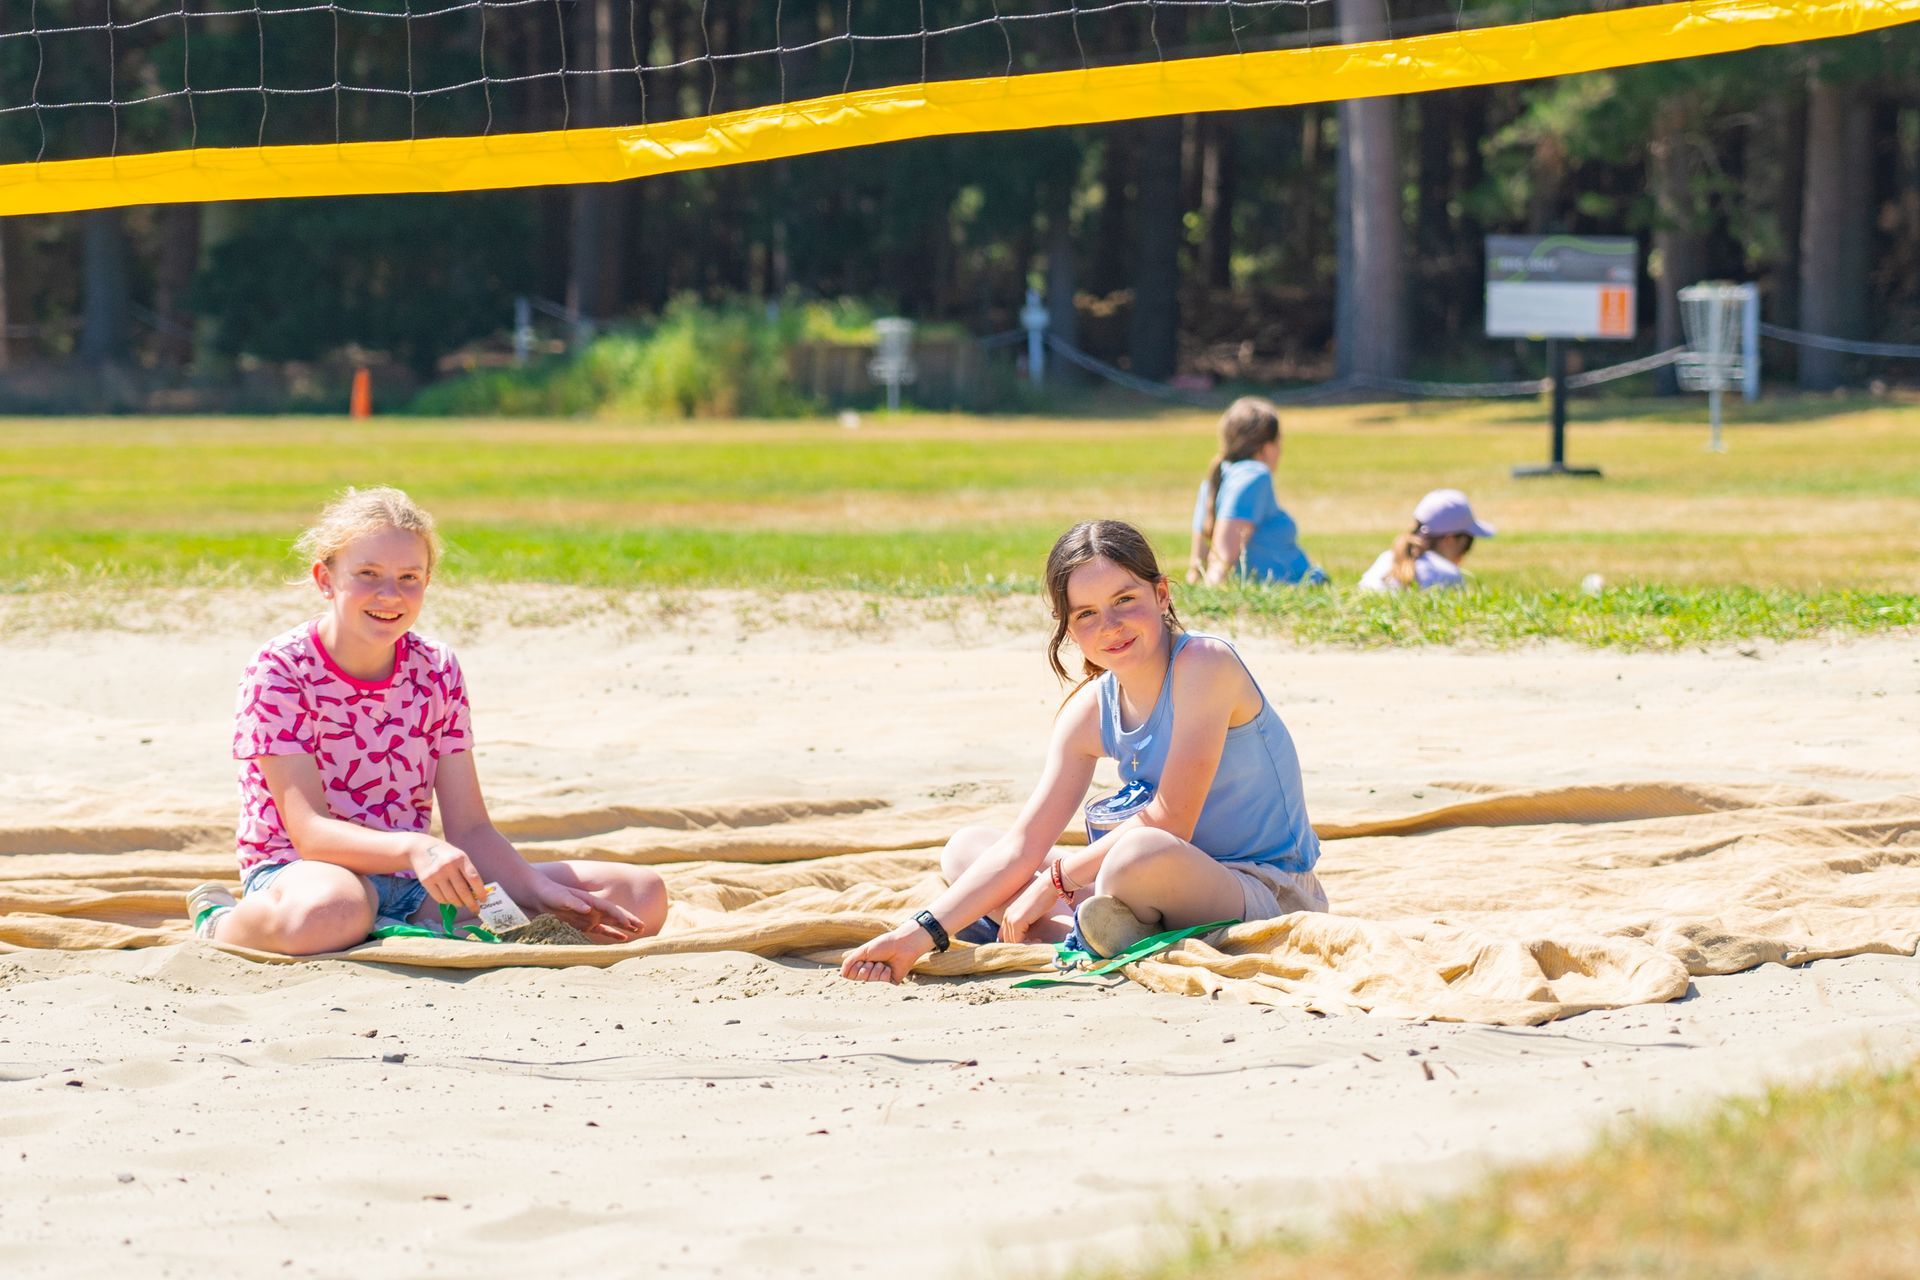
[1358,489,1496,591]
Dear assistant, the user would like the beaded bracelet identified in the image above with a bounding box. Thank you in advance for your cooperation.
[1049,858,1076,903]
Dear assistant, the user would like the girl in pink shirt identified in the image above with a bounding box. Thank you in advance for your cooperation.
[189,487,668,955]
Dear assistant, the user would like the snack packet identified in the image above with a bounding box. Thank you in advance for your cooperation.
[475,882,530,933]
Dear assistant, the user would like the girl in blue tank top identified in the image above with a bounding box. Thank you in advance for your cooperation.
[842,519,1326,984]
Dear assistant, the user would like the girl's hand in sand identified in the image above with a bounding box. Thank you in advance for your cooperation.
[840,925,928,984]
[524,878,646,942]
[998,871,1060,945]
[409,840,487,913]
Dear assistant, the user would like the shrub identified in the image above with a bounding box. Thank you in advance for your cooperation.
[413,295,878,418]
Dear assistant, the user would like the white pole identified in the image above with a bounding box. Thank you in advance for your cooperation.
[1020,286,1049,386]
[513,296,533,367]
[1740,283,1760,403]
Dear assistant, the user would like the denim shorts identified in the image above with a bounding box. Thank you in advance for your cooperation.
[241,860,430,923]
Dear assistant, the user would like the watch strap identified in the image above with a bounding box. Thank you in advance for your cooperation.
[913,909,951,953]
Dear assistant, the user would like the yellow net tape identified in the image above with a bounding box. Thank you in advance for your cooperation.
[2,0,1914,216]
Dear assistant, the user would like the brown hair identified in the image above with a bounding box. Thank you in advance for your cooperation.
[293,487,442,576]
[1044,520,1182,688]
[1388,521,1473,587]
[1388,523,1430,589]
[1198,396,1282,547]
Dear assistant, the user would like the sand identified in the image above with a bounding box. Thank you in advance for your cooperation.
[500,914,601,947]
[1,588,1916,1278]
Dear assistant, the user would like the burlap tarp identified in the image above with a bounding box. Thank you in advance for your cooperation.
[2,783,1916,1025]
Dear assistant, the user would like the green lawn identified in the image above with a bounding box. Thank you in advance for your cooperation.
[4,399,1916,644]
[1088,1060,1920,1280]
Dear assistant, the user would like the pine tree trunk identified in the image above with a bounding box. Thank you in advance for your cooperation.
[1127,114,1184,380]
[1528,135,1567,234]
[1893,105,1920,323]
[1091,135,1132,298]
[1650,95,1706,394]
[153,205,202,368]
[1415,98,1452,255]
[1201,119,1236,289]
[0,218,10,371]
[567,0,625,321]
[79,209,131,367]
[1798,76,1873,390]
[1045,172,1082,380]
[1295,109,1325,291]
[1046,212,1081,350]
[1413,98,1458,343]
[1441,89,1489,343]
[1334,0,1405,379]
[769,160,791,297]
[1757,88,1807,347]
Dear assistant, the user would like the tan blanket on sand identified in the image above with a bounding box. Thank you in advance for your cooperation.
[2,783,1916,1025]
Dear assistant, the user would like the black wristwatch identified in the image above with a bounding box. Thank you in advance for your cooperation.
[913,909,951,953]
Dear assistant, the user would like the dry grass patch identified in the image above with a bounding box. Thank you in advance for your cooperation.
[1093,1060,1920,1280]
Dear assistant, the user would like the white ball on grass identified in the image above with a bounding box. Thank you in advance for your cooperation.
[1581,573,1607,597]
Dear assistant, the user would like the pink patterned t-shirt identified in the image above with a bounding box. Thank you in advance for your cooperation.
[231,622,472,876]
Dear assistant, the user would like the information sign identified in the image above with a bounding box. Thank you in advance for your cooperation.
[1485,236,1637,340]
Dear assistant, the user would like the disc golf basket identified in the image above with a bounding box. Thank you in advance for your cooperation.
[868,317,917,412]
[1677,282,1755,452]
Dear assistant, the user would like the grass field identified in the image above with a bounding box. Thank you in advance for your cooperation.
[1093,1060,1920,1280]
[4,397,1916,644]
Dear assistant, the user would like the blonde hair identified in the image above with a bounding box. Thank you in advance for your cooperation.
[293,487,441,575]
[1199,397,1281,547]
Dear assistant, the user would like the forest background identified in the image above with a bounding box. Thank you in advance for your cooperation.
[0,1,1916,411]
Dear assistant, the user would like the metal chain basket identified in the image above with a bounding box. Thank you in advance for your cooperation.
[1676,282,1751,392]
[1677,282,1756,452]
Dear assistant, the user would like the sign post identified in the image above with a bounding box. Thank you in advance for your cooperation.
[1485,235,1638,478]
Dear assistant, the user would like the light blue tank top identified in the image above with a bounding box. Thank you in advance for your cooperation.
[1190,460,1316,584]
[1095,631,1320,873]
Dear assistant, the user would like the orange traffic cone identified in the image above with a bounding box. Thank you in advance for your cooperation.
[349,367,373,419]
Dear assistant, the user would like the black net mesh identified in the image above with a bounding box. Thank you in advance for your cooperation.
[0,0,1671,166]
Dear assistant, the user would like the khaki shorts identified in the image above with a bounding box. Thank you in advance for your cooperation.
[1222,863,1329,922]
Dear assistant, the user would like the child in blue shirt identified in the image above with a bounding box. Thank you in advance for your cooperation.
[840,520,1326,983]
[1188,397,1327,585]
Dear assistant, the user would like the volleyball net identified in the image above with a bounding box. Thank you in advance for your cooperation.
[1,0,1916,216]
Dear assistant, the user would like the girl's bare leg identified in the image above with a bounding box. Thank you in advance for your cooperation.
[214,862,378,956]
[938,825,1003,886]
[1093,827,1246,930]
[939,824,1074,943]
[536,861,670,938]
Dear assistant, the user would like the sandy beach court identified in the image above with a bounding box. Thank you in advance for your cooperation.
[2,590,1916,1277]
